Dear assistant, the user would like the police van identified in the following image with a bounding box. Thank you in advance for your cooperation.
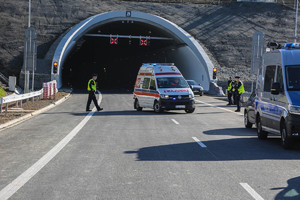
[255,43,300,148]
[133,63,195,113]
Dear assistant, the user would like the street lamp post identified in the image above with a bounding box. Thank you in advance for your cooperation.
[24,0,36,92]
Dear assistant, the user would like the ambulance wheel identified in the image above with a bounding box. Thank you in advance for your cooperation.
[154,101,163,113]
[185,108,195,113]
[134,99,143,111]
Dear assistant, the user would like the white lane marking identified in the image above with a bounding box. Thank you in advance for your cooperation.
[171,119,180,125]
[192,137,207,148]
[195,100,243,116]
[240,183,264,200]
[0,95,102,200]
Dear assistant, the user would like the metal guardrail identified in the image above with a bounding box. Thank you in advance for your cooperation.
[0,72,9,83]
[0,89,43,113]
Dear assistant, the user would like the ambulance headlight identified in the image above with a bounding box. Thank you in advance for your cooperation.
[160,94,169,99]
[289,105,300,114]
[189,94,194,99]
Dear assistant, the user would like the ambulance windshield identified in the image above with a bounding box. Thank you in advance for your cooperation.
[157,77,189,88]
[286,66,300,91]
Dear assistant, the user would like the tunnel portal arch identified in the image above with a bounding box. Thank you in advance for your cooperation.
[52,11,214,90]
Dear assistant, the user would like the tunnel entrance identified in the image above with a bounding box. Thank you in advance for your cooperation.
[62,21,177,90]
[52,11,214,91]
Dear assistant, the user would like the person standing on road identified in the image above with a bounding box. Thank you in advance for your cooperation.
[86,74,103,112]
[232,76,245,112]
[227,77,234,105]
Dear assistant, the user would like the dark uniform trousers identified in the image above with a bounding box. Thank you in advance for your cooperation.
[235,93,241,111]
[86,91,100,111]
[228,91,233,105]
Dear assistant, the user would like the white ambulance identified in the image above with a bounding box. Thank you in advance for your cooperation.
[133,63,195,113]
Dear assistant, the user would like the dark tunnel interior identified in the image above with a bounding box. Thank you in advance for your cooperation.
[62,21,181,91]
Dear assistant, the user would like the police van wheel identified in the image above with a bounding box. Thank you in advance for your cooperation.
[134,99,143,111]
[256,116,268,139]
[244,112,253,128]
[154,101,162,113]
[281,122,293,149]
[185,108,195,113]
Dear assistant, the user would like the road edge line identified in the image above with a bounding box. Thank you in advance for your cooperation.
[0,95,102,200]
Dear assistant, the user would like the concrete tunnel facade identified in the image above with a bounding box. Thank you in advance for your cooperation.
[51,11,214,91]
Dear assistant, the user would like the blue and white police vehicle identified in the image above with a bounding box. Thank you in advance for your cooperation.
[255,43,300,148]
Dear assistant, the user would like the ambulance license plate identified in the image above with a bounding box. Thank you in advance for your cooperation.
[175,105,185,109]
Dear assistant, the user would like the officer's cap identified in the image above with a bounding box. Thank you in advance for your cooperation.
[92,73,98,77]
[235,76,240,79]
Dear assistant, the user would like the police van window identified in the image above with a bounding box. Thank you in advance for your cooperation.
[276,65,283,91]
[150,79,156,90]
[286,65,300,91]
[264,65,276,92]
[142,78,150,89]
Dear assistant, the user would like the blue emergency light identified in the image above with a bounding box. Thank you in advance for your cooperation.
[172,97,176,101]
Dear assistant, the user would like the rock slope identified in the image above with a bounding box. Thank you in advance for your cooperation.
[0,1,297,81]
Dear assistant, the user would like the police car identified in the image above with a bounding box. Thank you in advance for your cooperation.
[255,43,300,149]
[133,63,195,113]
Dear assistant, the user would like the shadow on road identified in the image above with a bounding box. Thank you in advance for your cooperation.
[272,176,300,200]
[124,137,300,162]
[203,128,256,136]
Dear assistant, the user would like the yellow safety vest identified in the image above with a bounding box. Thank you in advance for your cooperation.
[228,81,233,91]
[87,79,97,92]
[232,81,245,94]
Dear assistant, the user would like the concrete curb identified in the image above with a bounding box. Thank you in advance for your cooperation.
[0,93,72,132]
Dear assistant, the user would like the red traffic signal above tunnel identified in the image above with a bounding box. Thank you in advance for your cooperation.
[140,39,148,46]
[110,37,118,45]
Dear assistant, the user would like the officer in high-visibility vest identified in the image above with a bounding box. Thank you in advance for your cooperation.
[232,76,245,112]
[86,74,103,112]
[227,77,234,105]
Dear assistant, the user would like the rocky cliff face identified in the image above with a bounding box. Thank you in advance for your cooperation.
[0,0,297,81]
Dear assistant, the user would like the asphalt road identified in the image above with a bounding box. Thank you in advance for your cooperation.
[0,93,300,200]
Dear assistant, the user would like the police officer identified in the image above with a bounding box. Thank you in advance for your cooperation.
[86,74,103,112]
[232,76,245,112]
[227,77,234,105]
